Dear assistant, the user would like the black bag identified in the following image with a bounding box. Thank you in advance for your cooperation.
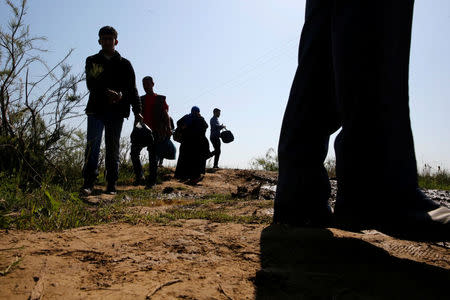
[155,137,176,160]
[173,127,183,143]
[130,122,154,146]
[220,130,234,143]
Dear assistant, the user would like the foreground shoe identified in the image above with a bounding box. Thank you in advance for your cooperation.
[335,189,450,241]
[378,206,450,241]
[106,182,117,195]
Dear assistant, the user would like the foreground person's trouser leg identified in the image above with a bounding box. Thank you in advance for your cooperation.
[274,0,340,226]
[275,0,450,239]
[331,1,449,239]
[332,1,418,210]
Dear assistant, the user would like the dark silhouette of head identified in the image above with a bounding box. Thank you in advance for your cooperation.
[98,26,118,39]
[98,26,118,55]
[191,106,200,116]
[142,76,154,95]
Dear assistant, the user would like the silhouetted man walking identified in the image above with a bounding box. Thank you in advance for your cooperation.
[81,26,142,195]
[210,108,225,168]
[274,0,449,240]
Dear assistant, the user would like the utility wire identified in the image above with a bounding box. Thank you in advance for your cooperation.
[173,36,299,114]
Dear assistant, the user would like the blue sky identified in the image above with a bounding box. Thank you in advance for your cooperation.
[1,0,449,170]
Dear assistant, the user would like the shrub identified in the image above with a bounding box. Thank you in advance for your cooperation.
[418,164,450,190]
[250,148,278,171]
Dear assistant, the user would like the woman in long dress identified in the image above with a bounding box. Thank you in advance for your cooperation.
[175,106,210,183]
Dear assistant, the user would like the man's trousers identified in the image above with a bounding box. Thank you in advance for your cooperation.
[274,0,418,223]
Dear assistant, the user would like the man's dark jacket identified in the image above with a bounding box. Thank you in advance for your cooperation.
[85,50,141,118]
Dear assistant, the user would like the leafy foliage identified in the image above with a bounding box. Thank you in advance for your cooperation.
[250,148,278,171]
[0,0,86,189]
[418,164,450,190]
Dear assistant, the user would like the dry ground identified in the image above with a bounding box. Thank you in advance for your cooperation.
[1,169,449,299]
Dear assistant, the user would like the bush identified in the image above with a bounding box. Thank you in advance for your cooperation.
[0,173,90,230]
[418,164,450,190]
[250,148,278,171]
[0,0,85,189]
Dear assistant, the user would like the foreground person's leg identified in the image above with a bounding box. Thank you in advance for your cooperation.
[332,0,449,240]
[274,0,340,226]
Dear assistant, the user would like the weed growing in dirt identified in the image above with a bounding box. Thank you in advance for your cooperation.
[250,148,278,171]
[418,165,450,190]
[0,174,153,230]
[0,174,88,230]
[250,148,337,178]
[0,256,22,276]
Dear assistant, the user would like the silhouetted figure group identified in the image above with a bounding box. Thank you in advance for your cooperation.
[274,0,449,240]
[80,26,228,195]
[80,10,448,242]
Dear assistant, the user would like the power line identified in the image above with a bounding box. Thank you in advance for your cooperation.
[173,36,299,113]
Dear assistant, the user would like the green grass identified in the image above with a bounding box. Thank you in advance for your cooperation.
[418,170,450,190]
[0,173,271,231]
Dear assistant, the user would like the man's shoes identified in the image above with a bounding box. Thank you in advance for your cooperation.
[133,178,145,186]
[106,182,117,195]
[213,165,219,169]
[80,186,93,197]
[334,189,450,241]
[145,181,155,189]
[80,178,95,196]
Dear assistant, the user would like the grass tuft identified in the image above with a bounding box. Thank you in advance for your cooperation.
[418,165,450,190]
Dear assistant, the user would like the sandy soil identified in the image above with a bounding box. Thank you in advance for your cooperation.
[1,169,449,299]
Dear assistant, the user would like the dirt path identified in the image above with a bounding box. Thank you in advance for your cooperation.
[1,169,449,299]
[0,221,262,299]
